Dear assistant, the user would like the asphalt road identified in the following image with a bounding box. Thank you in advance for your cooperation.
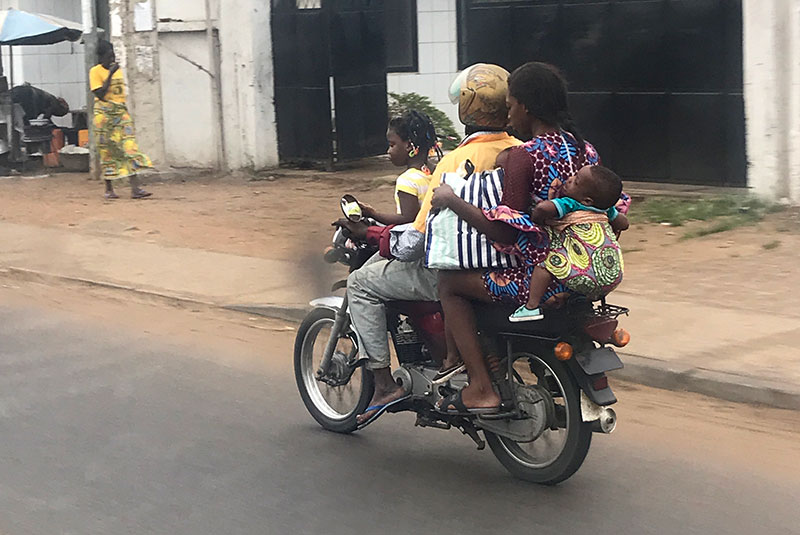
[0,280,798,535]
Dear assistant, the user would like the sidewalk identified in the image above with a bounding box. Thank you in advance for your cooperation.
[1,220,798,410]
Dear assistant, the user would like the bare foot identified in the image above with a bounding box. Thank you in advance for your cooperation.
[356,385,407,425]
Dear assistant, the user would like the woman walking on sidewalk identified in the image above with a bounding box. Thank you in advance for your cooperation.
[89,40,152,200]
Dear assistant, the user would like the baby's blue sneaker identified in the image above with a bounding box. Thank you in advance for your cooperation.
[509,306,544,322]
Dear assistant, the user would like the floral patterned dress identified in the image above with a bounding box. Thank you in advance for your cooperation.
[480,131,630,306]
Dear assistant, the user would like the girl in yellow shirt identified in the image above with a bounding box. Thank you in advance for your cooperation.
[360,110,442,225]
[89,40,153,200]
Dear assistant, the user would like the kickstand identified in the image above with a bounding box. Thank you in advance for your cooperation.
[460,420,485,450]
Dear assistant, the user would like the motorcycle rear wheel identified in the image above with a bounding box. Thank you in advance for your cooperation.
[485,350,592,485]
[294,307,374,433]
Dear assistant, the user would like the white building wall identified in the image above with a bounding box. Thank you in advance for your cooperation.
[742,0,800,203]
[790,1,800,204]
[155,0,207,22]
[0,0,86,126]
[112,0,278,170]
[158,30,214,167]
[217,0,278,170]
[387,0,461,134]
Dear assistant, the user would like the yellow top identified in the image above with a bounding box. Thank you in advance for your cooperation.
[412,132,522,232]
[89,64,126,104]
[394,167,431,213]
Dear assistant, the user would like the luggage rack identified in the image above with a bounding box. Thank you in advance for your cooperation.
[593,298,629,319]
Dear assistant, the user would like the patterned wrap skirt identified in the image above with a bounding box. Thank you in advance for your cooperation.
[93,100,152,180]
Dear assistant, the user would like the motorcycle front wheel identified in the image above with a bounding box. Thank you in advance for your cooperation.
[294,307,374,433]
[485,349,592,485]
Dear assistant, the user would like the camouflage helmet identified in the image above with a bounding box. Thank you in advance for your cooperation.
[448,63,510,129]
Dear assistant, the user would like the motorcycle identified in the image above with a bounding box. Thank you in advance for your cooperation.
[294,195,630,485]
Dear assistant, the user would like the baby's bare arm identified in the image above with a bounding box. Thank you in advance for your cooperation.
[610,213,629,234]
[531,200,559,226]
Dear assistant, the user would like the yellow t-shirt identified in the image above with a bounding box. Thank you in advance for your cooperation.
[89,64,126,104]
[394,167,430,213]
[412,132,522,232]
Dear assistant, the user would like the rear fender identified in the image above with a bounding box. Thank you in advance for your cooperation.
[566,346,623,406]
[503,335,621,406]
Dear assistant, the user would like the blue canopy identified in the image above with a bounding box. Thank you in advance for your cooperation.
[0,8,83,46]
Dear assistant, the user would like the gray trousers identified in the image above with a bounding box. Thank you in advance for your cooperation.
[347,255,438,370]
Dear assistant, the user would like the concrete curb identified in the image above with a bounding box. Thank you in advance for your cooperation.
[2,265,798,411]
[1,266,312,323]
[223,304,309,323]
[1,266,222,311]
[615,352,800,411]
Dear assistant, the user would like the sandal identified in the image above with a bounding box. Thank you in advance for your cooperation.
[131,189,152,199]
[437,390,499,415]
[431,363,465,384]
[356,393,411,430]
[104,192,119,200]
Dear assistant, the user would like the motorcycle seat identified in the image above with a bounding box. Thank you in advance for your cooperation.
[473,300,592,338]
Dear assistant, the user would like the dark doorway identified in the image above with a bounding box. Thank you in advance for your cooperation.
[271,0,388,164]
[457,0,745,186]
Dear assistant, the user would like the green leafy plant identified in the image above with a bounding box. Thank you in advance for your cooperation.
[388,92,460,150]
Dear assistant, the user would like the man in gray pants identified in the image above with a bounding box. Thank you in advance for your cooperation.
[339,64,519,426]
[337,229,439,426]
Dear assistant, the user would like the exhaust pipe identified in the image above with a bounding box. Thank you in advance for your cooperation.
[591,407,617,434]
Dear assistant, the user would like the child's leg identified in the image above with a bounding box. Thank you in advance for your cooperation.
[440,321,462,371]
[509,266,553,322]
[526,265,553,309]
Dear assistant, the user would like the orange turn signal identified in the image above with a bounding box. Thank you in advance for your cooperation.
[554,342,573,361]
[611,328,631,347]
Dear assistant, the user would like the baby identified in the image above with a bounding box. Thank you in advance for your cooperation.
[510,164,629,322]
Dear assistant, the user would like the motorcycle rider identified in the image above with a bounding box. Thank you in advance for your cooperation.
[337,64,522,427]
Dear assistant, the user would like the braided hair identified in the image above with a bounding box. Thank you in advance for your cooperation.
[508,62,586,158]
[388,110,444,161]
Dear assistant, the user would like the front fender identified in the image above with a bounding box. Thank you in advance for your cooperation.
[309,296,345,312]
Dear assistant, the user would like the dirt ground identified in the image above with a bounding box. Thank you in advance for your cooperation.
[1,164,799,316]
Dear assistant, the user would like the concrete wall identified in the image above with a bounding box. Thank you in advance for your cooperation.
[217,0,278,170]
[0,0,87,127]
[111,0,278,170]
[155,0,206,22]
[108,0,166,163]
[387,0,461,134]
[158,30,214,167]
[742,0,800,203]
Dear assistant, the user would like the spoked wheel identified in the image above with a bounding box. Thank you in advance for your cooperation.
[294,308,374,433]
[485,350,592,485]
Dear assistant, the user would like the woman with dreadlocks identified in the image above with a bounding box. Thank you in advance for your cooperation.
[359,110,443,225]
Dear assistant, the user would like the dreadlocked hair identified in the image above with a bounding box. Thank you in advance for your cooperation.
[388,110,443,161]
[509,62,586,159]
